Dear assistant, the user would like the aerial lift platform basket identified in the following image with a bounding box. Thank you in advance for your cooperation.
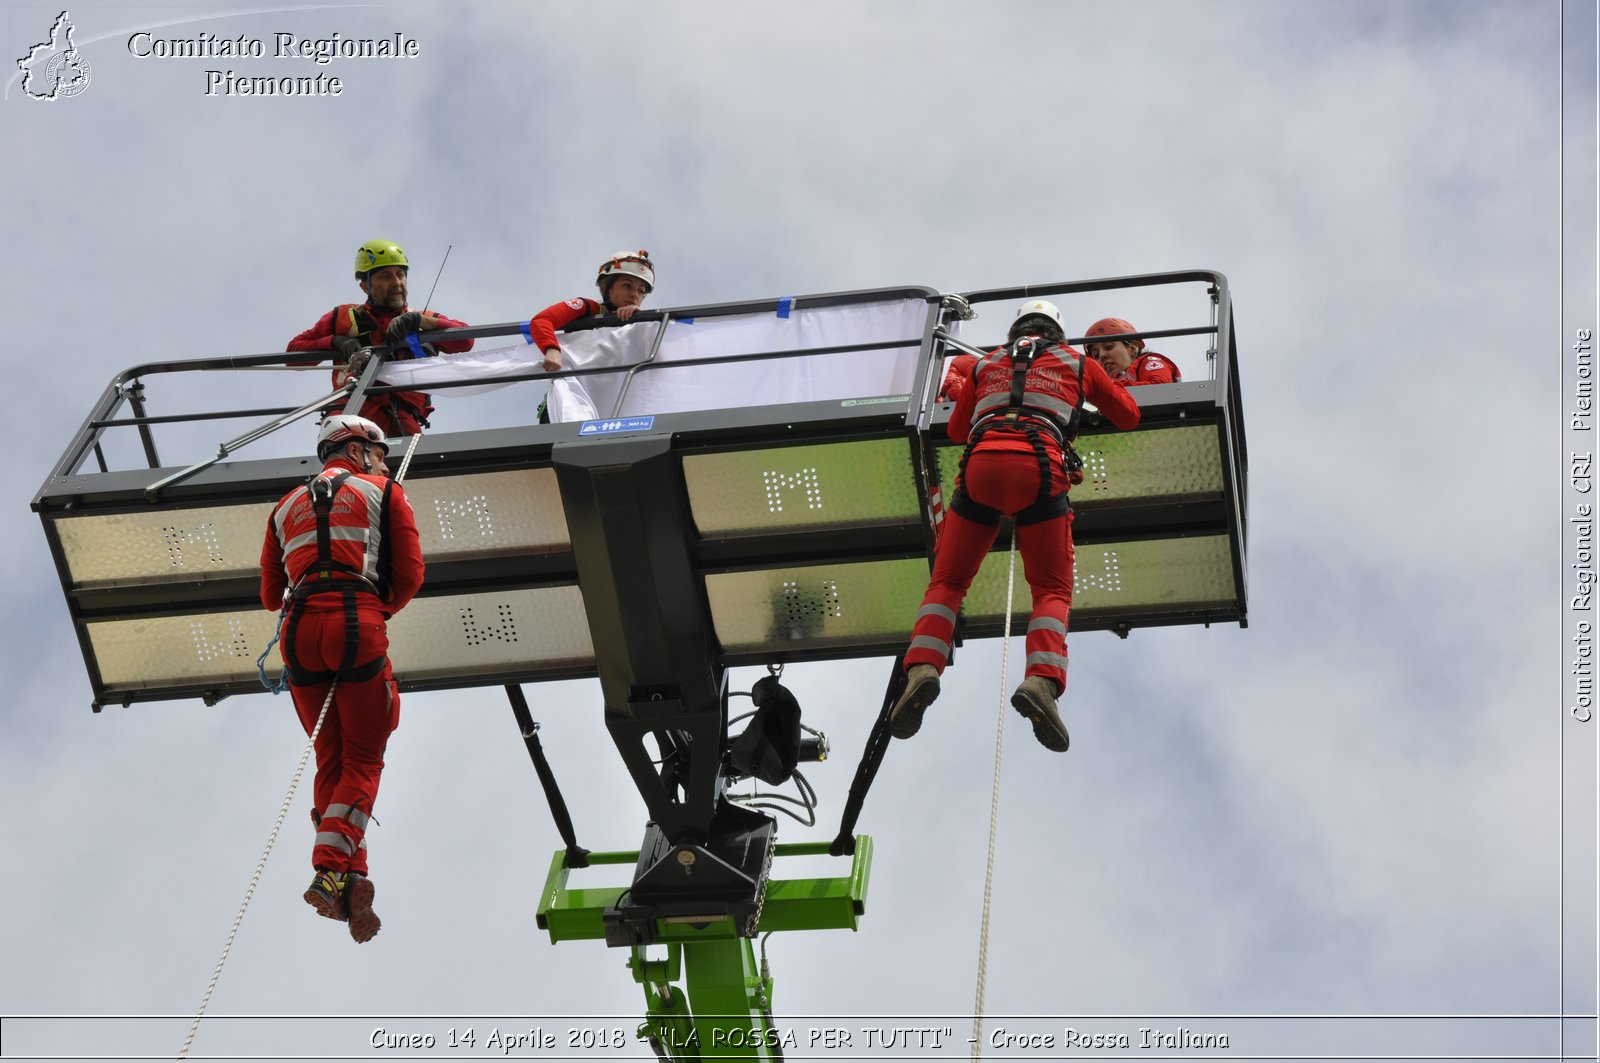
[33,270,1246,1056]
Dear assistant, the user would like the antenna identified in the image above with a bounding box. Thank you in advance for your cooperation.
[422,244,452,311]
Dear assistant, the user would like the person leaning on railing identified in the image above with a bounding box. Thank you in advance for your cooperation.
[287,239,474,436]
[1083,316,1181,386]
[527,249,655,375]
[525,249,655,424]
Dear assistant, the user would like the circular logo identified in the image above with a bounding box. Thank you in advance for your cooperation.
[45,50,91,98]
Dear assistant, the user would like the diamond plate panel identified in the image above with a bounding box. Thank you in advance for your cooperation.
[57,468,570,592]
[57,503,276,589]
[936,423,1223,505]
[684,439,920,537]
[87,609,282,689]
[965,534,1238,621]
[389,585,594,680]
[706,558,930,653]
[402,468,571,556]
[86,586,594,693]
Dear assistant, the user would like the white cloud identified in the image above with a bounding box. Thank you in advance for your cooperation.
[0,0,1582,1056]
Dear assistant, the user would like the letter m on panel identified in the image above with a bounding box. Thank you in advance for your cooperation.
[189,616,250,662]
[433,495,494,541]
[163,522,224,568]
[1073,549,1124,594]
[762,466,823,513]
[459,603,518,647]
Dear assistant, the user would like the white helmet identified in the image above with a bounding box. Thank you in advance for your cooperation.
[596,249,655,293]
[1009,299,1065,339]
[317,414,389,460]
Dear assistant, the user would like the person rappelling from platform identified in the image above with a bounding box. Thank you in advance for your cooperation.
[259,415,425,941]
[889,300,1141,751]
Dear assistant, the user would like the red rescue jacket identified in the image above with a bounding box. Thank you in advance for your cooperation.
[287,303,473,434]
[527,297,604,354]
[950,340,1140,459]
[260,456,424,614]
[1115,351,1181,386]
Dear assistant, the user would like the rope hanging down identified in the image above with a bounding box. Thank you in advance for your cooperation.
[970,530,1018,1062]
[178,430,423,1063]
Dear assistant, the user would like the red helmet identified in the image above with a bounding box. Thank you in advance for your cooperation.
[1084,317,1144,352]
[316,414,389,460]
[596,250,655,293]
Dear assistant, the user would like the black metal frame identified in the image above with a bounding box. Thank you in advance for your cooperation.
[33,271,1247,938]
[34,272,1246,713]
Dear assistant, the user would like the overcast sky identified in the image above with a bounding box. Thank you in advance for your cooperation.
[2,1,1595,1061]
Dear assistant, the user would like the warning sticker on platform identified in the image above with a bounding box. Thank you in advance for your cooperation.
[578,416,656,436]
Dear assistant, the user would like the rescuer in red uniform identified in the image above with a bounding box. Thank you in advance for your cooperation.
[260,414,425,942]
[1083,316,1181,386]
[890,301,1141,752]
[288,239,474,436]
[527,250,655,373]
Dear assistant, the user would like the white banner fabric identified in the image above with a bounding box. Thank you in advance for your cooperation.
[370,297,935,424]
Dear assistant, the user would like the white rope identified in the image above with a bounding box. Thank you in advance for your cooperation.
[393,429,423,483]
[176,683,335,1062]
[970,530,1019,1061]
[178,431,423,1061]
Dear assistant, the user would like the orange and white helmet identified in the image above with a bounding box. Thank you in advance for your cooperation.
[1009,299,1065,340]
[316,414,389,460]
[596,249,655,294]
[1084,316,1145,352]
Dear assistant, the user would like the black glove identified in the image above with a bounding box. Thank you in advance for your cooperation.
[330,334,362,359]
[384,311,422,343]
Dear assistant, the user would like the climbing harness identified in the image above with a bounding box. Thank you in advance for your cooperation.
[949,335,1087,528]
[970,532,1019,1061]
[179,431,421,1062]
[329,302,435,429]
[256,471,385,693]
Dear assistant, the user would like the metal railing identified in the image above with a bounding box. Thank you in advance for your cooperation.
[39,271,1240,501]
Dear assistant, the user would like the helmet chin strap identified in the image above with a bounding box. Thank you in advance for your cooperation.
[348,442,374,474]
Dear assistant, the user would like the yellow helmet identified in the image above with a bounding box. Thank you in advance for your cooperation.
[354,239,408,280]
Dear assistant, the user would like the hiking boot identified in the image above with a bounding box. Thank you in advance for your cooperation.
[345,873,381,944]
[889,664,941,740]
[1011,675,1070,752]
[304,869,348,922]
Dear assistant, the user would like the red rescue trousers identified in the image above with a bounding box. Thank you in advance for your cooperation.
[281,597,399,876]
[904,445,1074,693]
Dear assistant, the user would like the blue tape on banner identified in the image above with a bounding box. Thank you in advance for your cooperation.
[520,320,534,343]
[776,297,793,319]
[677,317,695,324]
[406,333,426,359]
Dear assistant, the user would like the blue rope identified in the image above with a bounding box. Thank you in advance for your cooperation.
[256,611,288,694]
